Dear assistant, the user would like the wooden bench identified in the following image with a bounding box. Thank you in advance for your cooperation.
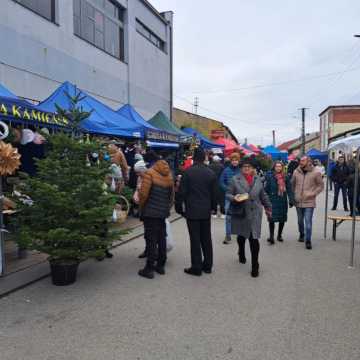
[328,215,360,241]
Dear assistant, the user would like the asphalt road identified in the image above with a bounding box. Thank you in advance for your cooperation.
[1,194,360,360]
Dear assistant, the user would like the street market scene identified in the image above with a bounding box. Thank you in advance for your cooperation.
[1,1,360,359]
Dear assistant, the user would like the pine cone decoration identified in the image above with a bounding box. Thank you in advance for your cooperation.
[0,141,21,176]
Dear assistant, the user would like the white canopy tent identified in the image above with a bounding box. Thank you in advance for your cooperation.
[324,134,360,267]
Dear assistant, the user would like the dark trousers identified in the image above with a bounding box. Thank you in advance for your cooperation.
[333,183,348,210]
[269,222,285,239]
[143,217,167,268]
[186,219,213,271]
[237,233,260,267]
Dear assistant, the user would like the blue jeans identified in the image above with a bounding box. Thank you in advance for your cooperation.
[296,208,314,242]
[225,199,231,237]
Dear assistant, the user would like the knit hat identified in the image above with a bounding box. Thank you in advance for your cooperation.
[240,158,256,168]
[134,160,147,173]
[20,129,35,145]
[193,147,206,163]
[213,155,221,162]
[230,152,240,161]
[134,153,144,162]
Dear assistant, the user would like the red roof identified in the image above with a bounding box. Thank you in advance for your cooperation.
[278,138,297,151]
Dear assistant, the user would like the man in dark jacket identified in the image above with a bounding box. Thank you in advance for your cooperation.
[331,156,350,211]
[178,148,217,276]
[138,160,174,279]
[209,155,225,217]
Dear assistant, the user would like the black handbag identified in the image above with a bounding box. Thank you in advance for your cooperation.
[228,201,247,218]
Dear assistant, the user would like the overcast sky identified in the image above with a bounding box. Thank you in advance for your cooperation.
[151,0,360,145]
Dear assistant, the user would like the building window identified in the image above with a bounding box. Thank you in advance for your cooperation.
[136,19,166,52]
[14,0,56,23]
[73,0,125,61]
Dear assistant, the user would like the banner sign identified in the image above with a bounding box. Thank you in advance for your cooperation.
[146,129,180,143]
[0,99,68,128]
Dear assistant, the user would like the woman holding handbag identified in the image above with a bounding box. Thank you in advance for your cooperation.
[264,161,295,244]
[226,159,272,278]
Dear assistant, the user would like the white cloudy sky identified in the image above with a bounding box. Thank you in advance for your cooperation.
[151,0,360,145]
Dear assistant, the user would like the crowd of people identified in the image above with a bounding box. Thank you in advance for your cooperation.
[126,144,332,280]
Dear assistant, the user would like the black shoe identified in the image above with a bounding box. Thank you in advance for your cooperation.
[138,267,154,279]
[138,251,147,259]
[331,207,336,211]
[155,266,165,275]
[184,268,202,276]
[105,250,114,258]
[277,237,284,242]
[305,241,312,250]
[202,268,212,274]
[344,208,349,212]
[298,237,305,243]
[238,255,247,264]
[251,264,259,278]
[267,238,275,245]
[223,236,231,244]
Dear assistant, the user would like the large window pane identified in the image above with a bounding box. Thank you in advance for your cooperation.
[74,0,124,60]
[105,18,119,58]
[17,0,55,22]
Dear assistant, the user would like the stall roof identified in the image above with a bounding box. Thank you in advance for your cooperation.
[0,82,66,128]
[182,127,225,150]
[328,134,360,152]
[37,82,144,138]
[149,111,188,137]
[146,140,179,149]
[262,145,288,161]
[117,104,180,142]
[307,148,328,161]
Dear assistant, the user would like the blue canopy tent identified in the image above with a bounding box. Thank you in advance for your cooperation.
[117,104,180,143]
[0,83,66,129]
[182,127,225,150]
[307,148,328,162]
[37,82,144,138]
[262,145,288,161]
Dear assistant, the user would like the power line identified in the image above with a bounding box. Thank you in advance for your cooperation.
[178,65,360,96]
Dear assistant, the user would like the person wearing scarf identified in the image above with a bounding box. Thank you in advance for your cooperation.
[264,161,295,245]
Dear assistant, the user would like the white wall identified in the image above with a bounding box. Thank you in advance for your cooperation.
[0,0,172,118]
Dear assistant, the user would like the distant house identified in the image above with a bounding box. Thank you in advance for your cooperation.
[278,138,298,152]
[319,105,360,151]
[288,131,321,154]
[172,108,238,143]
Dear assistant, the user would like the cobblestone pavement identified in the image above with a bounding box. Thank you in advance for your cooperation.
[1,194,360,360]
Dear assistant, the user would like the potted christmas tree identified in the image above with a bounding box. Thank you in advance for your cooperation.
[14,93,118,285]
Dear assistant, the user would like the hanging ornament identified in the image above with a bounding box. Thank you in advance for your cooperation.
[0,141,21,176]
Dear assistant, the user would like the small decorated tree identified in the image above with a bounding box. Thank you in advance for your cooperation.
[14,95,118,285]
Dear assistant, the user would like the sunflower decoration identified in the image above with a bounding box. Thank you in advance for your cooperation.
[0,141,21,176]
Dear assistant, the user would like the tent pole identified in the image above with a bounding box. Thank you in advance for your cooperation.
[324,153,330,239]
[349,148,359,268]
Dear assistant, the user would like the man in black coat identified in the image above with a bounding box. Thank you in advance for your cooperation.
[177,148,217,276]
[331,156,350,211]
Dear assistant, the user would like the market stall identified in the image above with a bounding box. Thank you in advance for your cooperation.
[262,145,288,162]
[307,148,328,162]
[324,134,360,267]
[214,137,239,156]
[117,104,179,143]
[37,82,144,138]
[182,127,225,152]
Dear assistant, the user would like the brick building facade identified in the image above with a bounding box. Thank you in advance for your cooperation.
[319,105,360,151]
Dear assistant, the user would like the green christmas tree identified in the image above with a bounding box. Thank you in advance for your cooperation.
[14,94,119,263]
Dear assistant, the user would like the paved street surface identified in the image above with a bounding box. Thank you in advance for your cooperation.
[1,193,360,360]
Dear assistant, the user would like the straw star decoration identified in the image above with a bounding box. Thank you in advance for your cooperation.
[0,141,21,176]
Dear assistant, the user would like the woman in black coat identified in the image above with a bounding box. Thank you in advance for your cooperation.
[264,161,294,244]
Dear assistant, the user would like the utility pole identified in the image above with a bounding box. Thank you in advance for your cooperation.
[300,108,307,155]
[194,97,199,115]
[272,130,276,147]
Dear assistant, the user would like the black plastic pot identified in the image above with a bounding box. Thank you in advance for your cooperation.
[50,261,79,286]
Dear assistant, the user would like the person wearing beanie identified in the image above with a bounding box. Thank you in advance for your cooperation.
[219,152,241,244]
[226,159,272,278]
[209,155,225,218]
[177,147,217,276]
